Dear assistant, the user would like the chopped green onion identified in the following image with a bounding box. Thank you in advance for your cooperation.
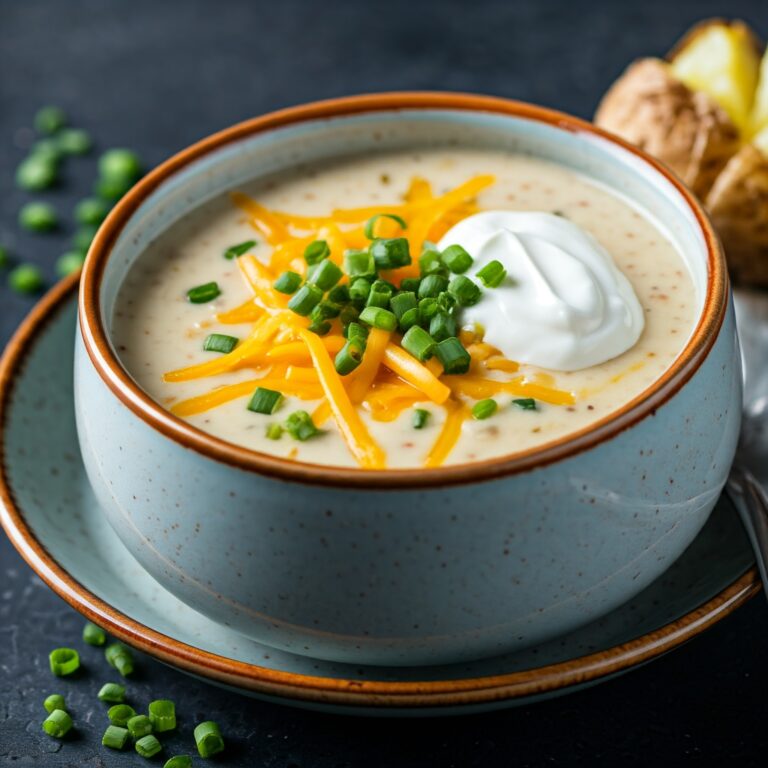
[97,682,125,703]
[266,423,283,440]
[186,281,221,304]
[224,239,257,260]
[401,326,435,362]
[437,290,457,313]
[400,277,421,293]
[105,643,134,677]
[412,408,430,429]
[31,138,62,163]
[339,304,359,327]
[476,259,507,288]
[346,322,369,343]
[108,703,136,726]
[102,724,130,750]
[194,721,225,758]
[284,411,320,441]
[344,249,376,279]
[203,333,238,354]
[429,312,457,343]
[359,306,397,331]
[164,757,193,768]
[313,299,342,319]
[43,694,66,714]
[16,156,57,190]
[390,291,417,320]
[308,258,343,290]
[94,176,134,200]
[418,297,439,321]
[8,264,44,294]
[19,201,57,232]
[304,239,330,265]
[135,734,163,758]
[349,277,372,303]
[363,213,407,239]
[399,307,420,332]
[72,225,98,251]
[75,197,109,226]
[472,398,498,420]
[99,149,142,183]
[49,648,79,677]
[57,128,92,155]
[365,279,393,308]
[441,244,473,273]
[512,398,537,411]
[334,339,365,375]
[248,387,283,415]
[370,237,411,270]
[35,106,66,134]
[56,251,86,277]
[42,709,72,739]
[434,337,471,374]
[287,283,323,316]
[82,621,106,646]
[419,249,446,276]
[328,284,350,304]
[418,274,449,299]
[273,270,302,294]
[127,714,153,739]
[148,699,176,732]
[308,318,332,336]
[448,275,482,306]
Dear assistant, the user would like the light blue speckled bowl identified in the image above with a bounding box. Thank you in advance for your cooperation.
[75,93,740,667]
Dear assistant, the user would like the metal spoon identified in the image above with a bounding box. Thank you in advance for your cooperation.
[725,290,768,593]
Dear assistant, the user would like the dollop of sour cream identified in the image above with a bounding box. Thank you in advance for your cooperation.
[436,211,645,371]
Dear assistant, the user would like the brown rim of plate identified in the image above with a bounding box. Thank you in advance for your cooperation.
[0,274,760,708]
[77,91,728,490]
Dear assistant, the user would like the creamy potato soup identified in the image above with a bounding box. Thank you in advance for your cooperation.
[111,148,698,469]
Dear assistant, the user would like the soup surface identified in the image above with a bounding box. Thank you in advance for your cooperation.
[112,148,698,469]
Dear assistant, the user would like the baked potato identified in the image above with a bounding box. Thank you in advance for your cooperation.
[595,19,768,287]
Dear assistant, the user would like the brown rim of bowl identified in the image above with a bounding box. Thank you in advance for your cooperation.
[78,91,728,489]
[0,275,759,708]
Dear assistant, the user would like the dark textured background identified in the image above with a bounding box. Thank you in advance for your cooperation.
[2,0,768,765]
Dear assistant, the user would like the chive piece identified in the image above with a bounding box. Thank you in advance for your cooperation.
[102,724,130,750]
[339,304,359,327]
[56,251,86,277]
[97,682,126,703]
[8,264,44,294]
[370,237,411,270]
[328,284,350,304]
[359,306,397,331]
[99,149,142,183]
[349,277,372,303]
[148,699,176,732]
[248,387,283,415]
[82,621,106,646]
[287,283,323,316]
[203,333,238,354]
[390,291,417,320]
[308,318,332,336]
[105,643,134,676]
[513,398,537,411]
[418,274,449,299]
[194,721,225,758]
[441,244,473,273]
[401,325,436,361]
[224,239,256,260]
[266,423,283,440]
[419,249,446,276]
[418,297,439,321]
[16,156,57,190]
[448,275,482,306]
[400,277,421,293]
[434,337,471,375]
[284,411,319,441]
[273,270,302,294]
[19,201,57,232]
[313,299,342,319]
[44,694,66,714]
[344,249,376,279]
[399,307,420,332]
[308,259,343,290]
[303,239,330,265]
[412,408,430,429]
[49,648,79,677]
[94,175,134,200]
[108,704,136,726]
[35,106,66,134]
[365,279,393,309]
[75,197,109,226]
[346,322,369,344]
[363,213,407,240]
[164,757,193,768]
[72,225,98,251]
[429,312,457,343]
[57,128,92,155]
[437,290,457,313]
[472,398,498,420]
[476,259,507,288]
[127,714,153,739]
[334,339,365,375]
[136,734,163,758]
[186,281,220,304]
[32,138,62,163]
[42,709,72,739]
[0,246,8,268]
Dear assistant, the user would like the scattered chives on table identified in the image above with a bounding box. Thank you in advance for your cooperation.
[194,721,225,758]
[82,621,106,646]
[135,734,163,758]
[97,682,125,703]
[164,757,193,768]
[48,648,80,677]
[104,643,134,676]
[127,714,153,739]
[148,699,176,732]
[43,694,65,714]
[107,703,136,727]
[42,709,72,739]
[102,724,130,750]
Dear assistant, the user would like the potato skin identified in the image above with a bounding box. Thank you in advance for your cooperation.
[706,143,768,286]
[595,58,741,199]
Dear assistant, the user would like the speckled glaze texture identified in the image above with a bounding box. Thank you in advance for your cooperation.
[74,100,741,666]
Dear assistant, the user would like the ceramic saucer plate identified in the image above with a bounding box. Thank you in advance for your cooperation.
[0,276,760,716]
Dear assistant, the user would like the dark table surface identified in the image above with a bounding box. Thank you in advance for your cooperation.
[2,0,768,765]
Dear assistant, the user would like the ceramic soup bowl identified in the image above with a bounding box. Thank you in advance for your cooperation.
[75,93,740,666]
